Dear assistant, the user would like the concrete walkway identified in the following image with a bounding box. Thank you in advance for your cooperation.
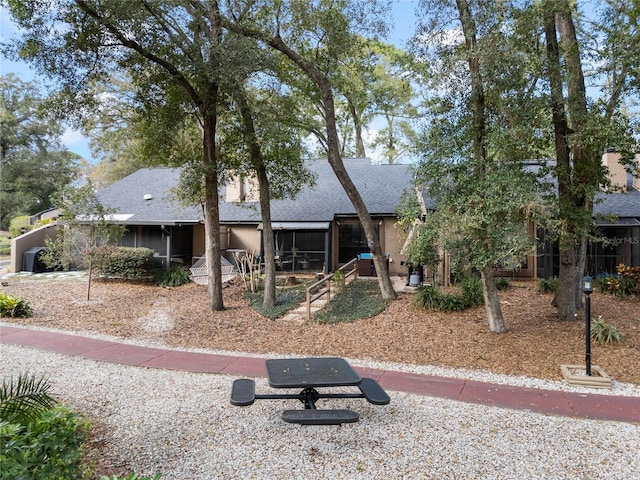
[1,324,639,424]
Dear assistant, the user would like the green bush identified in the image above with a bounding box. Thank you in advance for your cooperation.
[0,406,90,480]
[597,264,640,296]
[154,266,192,287]
[314,279,390,324]
[414,285,467,312]
[494,276,510,290]
[1,374,89,480]
[460,276,483,307]
[537,277,558,293]
[590,316,623,344]
[0,292,32,318]
[88,246,154,280]
[8,215,31,239]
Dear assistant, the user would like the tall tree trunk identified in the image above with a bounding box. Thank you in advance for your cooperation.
[235,87,277,307]
[481,267,506,333]
[544,8,578,319]
[268,37,396,299]
[456,0,505,332]
[256,164,277,307]
[544,1,593,320]
[202,113,224,311]
[321,84,395,299]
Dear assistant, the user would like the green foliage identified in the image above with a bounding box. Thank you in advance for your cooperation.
[0,74,85,230]
[0,406,89,480]
[0,241,9,257]
[154,266,192,287]
[332,269,344,292]
[590,316,623,344]
[460,276,483,307]
[596,264,640,296]
[40,183,126,271]
[1,374,89,479]
[538,277,558,293]
[88,246,154,280]
[8,215,31,238]
[0,374,56,425]
[314,279,391,324]
[494,276,510,291]
[414,285,467,312]
[246,285,307,320]
[414,277,489,312]
[0,292,32,318]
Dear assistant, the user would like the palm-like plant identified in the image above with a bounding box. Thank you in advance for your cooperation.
[0,374,57,425]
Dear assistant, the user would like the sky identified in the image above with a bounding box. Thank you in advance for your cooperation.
[0,1,420,165]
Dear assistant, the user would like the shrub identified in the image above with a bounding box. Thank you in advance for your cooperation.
[460,276,483,307]
[597,264,640,296]
[538,277,558,293]
[88,246,154,280]
[0,406,90,480]
[8,215,31,239]
[414,285,466,312]
[154,266,192,287]
[494,276,510,290]
[0,292,32,318]
[590,316,623,344]
[1,374,89,480]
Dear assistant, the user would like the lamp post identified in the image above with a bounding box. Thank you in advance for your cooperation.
[583,275,593,376]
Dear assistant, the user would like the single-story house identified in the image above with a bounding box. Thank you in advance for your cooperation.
[92,157,414,277]
[10,152,639,281]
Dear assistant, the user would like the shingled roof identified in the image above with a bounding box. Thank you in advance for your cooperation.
[96,158,414,225]
[95,156,638,226]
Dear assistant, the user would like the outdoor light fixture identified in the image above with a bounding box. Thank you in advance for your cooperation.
[583,274,593,376]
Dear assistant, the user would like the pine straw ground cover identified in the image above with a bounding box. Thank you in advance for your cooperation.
[2,275,639,385]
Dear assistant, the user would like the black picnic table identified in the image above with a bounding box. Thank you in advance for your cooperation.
[230,357,390,425]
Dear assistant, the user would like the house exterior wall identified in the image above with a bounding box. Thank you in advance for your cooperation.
[192,224,206,258]
[227,226,261,252]
[9,223,58,272]
[381,217,405,276]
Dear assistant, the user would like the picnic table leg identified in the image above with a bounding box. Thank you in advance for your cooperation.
[301,388,320,409]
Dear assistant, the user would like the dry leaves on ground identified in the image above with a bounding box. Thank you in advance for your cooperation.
[3,275,639,385]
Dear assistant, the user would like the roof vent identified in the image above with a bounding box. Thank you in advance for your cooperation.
[143,193,153,201]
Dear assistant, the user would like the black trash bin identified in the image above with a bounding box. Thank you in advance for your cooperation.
[22,247,51,273]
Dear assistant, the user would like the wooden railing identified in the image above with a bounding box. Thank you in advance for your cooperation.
[305,257,358,320]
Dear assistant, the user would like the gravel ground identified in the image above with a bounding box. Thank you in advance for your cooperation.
[3,342,640,480]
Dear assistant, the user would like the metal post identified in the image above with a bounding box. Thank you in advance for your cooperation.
[583,274,593,377]
[585,291,592,376]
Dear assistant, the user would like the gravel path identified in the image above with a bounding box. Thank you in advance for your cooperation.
[2,343,640,480]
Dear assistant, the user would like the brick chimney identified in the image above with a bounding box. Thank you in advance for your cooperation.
[601,148,627,192]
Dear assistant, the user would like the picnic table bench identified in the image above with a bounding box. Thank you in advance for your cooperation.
[230,357,390,425]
